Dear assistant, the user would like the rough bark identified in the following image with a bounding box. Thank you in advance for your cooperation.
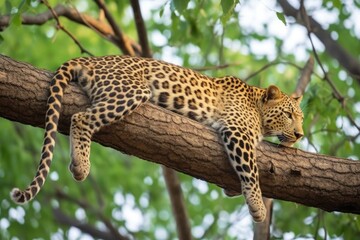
[1,55,360,215]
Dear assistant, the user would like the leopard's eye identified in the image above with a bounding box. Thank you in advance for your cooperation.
[283,111,292,119]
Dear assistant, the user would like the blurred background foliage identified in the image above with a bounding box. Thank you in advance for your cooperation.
[0,0,360,239]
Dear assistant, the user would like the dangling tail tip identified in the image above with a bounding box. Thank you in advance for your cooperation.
[10,188,26,204]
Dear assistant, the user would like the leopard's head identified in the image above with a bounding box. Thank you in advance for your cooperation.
[260,85,304,147]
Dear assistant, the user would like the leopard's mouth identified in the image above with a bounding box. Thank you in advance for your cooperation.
[277,134,297,147]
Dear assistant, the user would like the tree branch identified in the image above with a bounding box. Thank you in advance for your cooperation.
[244,60,306,82]
[53,207,128,240]
[55,187,126,239]
[292,56,313,97]
[1,55,360,215]
[253,198,273,240]
[277,0,360,84]
[0,4,140,55]
[93,0,135,55]
[41,0,93,56]
[130,0,151,58]
[163,167,192,240]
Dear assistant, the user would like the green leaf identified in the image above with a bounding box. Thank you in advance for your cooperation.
[158,1,170,18]
[221,0,238,24]
[17,0,26,11]
[9,0,30,27]
[332,0,342,9]
[172,0,189,14]
[276,11,287,26]
[221,0,236,15]
[5,0,12,14]
[159,6,165,18]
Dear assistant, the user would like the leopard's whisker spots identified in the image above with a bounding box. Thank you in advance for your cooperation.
[11,56,304,223]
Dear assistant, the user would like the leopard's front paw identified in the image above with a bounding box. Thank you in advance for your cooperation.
[69,161,90,181]
[247,198,266,222]
[69,148,90,181]
[243,188,267,222]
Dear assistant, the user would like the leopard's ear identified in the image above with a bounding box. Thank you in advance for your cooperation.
[263,85,281,102]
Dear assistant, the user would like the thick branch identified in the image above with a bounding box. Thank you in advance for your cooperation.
[277,0,360,84]
[1,55,360,215]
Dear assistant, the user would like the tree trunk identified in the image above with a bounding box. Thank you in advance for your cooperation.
[253,198,273,240]
[1,55,359,215]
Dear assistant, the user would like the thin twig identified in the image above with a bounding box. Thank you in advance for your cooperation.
[328,132,360,156]
[55,187,126,239]
[219,26,225,65]
[244,60,315,82]
[88,175,105,210]
[53,207,124,240]
[41,0,93,56]
[292,56,314,97]
[192,62,242,72]
[199,212,219,239]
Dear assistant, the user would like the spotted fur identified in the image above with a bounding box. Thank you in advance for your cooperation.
[11,55,303,222]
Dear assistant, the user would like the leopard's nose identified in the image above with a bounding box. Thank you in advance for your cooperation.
[294,131,303,139]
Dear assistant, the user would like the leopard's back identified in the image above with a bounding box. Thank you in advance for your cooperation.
[73,55,223,124]
[143,58,223,125]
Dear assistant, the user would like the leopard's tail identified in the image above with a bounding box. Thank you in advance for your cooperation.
[11,67,70,204]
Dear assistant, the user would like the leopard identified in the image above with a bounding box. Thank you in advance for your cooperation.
[10,55,303,222]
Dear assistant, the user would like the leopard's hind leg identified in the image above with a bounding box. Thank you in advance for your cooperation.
[69,82,151,181]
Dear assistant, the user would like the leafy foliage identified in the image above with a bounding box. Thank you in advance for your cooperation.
[1,0,360,239]
[275,12,286,26]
